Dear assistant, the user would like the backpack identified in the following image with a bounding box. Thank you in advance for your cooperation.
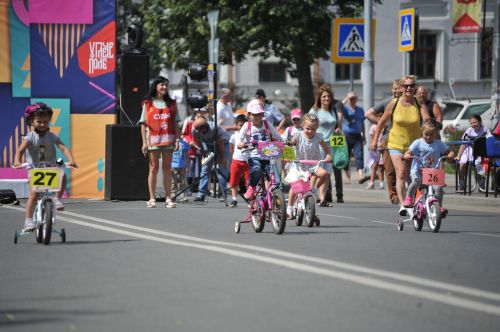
[0,189,20,205]
[246,120,272,142]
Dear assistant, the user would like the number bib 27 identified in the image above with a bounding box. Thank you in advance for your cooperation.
[29,168,64,192]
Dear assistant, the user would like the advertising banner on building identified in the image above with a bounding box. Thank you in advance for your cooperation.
[452,0,483,34]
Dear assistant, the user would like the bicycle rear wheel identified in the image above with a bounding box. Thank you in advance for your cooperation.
[270,188,286,234]
[251,198,265,233]
[304,194,316,228]
[42,200,53,245]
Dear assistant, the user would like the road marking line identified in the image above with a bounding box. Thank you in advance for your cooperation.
[368,220,394,225]
[4,205,500,310]
[318,213,359,220]
[468,232,500,238]
[50,214,500,317]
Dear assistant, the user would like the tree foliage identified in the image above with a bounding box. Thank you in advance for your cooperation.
[118,0,380,110]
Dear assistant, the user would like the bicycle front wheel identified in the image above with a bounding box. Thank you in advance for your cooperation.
[427,201,442,233]
[270,188,286,235]
[42,200,53,245]
[304,194,316,227]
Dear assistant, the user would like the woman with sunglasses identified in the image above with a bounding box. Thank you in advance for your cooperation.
[369,75,430,215]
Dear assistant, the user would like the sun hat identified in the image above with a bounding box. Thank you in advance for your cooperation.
[247,99,265,114]
[290,108,302,119]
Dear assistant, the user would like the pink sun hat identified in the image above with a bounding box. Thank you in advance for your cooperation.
[247,99,265,114]
[290,108,302,119]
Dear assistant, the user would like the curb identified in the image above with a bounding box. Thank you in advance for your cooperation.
[342,187,500,214]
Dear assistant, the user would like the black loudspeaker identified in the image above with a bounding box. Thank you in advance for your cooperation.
[120,54,149,124]
[105,124,149,200]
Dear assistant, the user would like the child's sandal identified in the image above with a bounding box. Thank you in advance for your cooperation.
[146,199,156,208]
[166,199,176,208]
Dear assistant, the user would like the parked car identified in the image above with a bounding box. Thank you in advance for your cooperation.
[440,99,494,140]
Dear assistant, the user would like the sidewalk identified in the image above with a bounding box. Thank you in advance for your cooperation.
[341,172,500,214]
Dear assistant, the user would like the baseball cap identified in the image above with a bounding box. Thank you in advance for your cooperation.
[247,99,265,114]
[255,89,266,98]
[290,108,302,119]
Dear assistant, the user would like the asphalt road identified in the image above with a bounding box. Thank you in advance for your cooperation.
[1,198,500,332]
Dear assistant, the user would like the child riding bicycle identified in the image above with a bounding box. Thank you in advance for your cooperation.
[403,119,454,216]
[286,113,332,219]
[13,102,77,232]
[236,99,282,200]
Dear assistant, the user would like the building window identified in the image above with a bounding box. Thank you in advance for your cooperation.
[259,63,286,82]
[480,28,493,79]
[409,32,436,79]
[335,64,361,81]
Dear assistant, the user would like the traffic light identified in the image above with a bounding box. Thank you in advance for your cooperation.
[187,91,208,109]
[187,64,207,81]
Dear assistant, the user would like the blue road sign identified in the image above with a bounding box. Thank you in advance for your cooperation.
[399,8,415,52]
[332,18,376,64]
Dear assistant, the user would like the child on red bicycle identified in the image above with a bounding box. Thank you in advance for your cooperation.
[236,99,282,200]
[13,102,77,231]
[286,113,332,218]
[403,119,454,216]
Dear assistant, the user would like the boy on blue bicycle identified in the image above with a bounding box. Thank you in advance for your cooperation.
[14,102,77,231]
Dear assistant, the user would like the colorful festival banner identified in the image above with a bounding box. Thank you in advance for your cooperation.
[29,0,93,24]
[452,0,483,34]
[30,0,115,114]
[0,0,11,82]
[0,83,29,167]
[9,5,31,97]
[70,114,115,198]
[0,0,116,199]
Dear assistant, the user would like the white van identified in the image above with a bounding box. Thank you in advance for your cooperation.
[440,99,494,140]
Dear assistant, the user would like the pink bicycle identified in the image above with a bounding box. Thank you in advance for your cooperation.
[234,141,287,234]
[287,160,328,227]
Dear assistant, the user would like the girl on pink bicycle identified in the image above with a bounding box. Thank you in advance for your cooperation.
[236,99,282,200]
[286,113,332,219]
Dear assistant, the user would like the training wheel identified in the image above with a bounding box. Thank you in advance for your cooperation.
[315,216,320,226]
[14,231,18,244]
[234,222,241,234]
[397,220,404,231]
[60,228,66,243]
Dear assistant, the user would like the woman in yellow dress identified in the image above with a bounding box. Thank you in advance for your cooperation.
[370,75,430,215]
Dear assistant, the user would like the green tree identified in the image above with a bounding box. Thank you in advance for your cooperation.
[128,0,378,111]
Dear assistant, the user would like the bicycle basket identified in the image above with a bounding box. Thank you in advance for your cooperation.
[290,179,311,194]
[257,141,284,159]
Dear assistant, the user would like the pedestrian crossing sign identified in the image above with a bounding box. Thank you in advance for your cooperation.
[399,8,415,52]
[331,18,376,64]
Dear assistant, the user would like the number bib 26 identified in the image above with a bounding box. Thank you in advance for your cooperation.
[29,168,64,192]
[330,135,346,148]
[422,168,445,186]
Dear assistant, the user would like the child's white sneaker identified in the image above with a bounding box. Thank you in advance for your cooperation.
[379,182,384,189]
[366,182,374,190]
[53,197,64,211]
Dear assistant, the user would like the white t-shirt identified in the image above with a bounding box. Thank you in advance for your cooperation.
[229,133,248,162]
[217,100,235,133]
[236,120,282,158]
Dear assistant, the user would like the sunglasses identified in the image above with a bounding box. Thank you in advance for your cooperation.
[403,84,415,89]
[292,118,301,122]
